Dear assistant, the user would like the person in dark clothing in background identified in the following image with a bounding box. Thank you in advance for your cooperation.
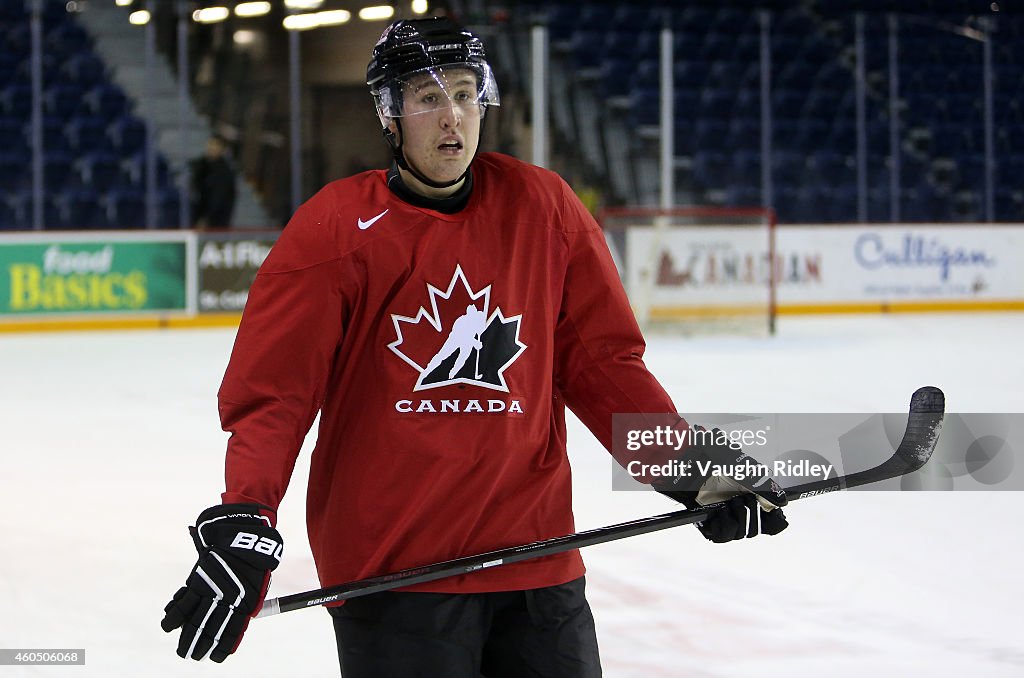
[191,136,237,228]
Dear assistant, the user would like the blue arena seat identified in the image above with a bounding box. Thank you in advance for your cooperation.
[995,188,1023,221]
[43,151,74,191]
[596,59,634,99]
[0,117,28,154]
[699,88,735,121]
[75,151,122,192]
[771,150,808,188]
[57,187,107,229]
[771,88,806,119]
[692,150,732,188]
[732,33,761,62]
[0,197,21,230]
[120,151,170,189]
[42,115,72,153]
[2,22,30,55]
[725,185,764,208]
[673,131,695,157]
[0,83,32,118]
[608,6,663,34]
[0,150,29,191]
[108,114,147,155]
[731,149,763,186]
[729,117,762,150]
[771,119,803,148]
[82,84,129,118]
[694,117,730,152]
[634,58,661,86]
[65,115,110,153]
[61,52,106,88]
[0,51,22,87]
[797,117,831,151]
[44,21,93,59]
[43,83,83,117]
[809,151,854,186]
[104,188,146,229]
[701,32,738,61]
[673,60,707,90]
[671,6,715,33]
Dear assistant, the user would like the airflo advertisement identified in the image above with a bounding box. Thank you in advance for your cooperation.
[195,234,277,313]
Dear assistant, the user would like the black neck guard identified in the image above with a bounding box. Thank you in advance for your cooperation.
[386,164,473,214]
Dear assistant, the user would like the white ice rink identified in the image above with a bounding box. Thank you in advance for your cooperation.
[2,312,1023,677]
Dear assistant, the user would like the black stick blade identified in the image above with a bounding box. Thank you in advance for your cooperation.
[899,386,945,469]
[783,385,945,500]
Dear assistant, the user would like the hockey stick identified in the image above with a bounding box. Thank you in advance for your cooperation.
[256,386,944,618]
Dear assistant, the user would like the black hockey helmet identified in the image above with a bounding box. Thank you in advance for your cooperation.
[366,17,499,123]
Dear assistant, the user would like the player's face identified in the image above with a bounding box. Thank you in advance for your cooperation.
[391,68,482,197]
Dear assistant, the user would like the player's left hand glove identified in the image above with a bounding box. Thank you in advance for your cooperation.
[161,503,282,662]
[654,427,789,543]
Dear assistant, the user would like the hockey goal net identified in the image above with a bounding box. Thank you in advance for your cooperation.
[597,206,777,335]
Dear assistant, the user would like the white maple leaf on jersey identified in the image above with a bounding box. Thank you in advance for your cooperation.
[388,264,527,393]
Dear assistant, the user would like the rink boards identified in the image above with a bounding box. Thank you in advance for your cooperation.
[1,224,1023,332]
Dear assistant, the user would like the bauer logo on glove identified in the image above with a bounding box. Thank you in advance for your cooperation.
[229,531,283,559]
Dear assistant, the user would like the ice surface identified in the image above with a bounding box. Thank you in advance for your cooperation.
[2,313,1022,677]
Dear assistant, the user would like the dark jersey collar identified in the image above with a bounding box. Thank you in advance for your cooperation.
[386,164,473,214]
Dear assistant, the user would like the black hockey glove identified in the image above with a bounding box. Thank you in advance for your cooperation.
[161,503,282,662]
[655,427,789,543]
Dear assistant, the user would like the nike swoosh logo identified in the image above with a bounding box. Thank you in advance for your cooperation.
[357,209,389,230]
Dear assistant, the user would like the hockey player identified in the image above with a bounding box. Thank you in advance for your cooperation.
[161,17,788,676]
[424,303,487,380]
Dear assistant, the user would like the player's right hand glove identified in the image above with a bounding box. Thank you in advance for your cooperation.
[654,426,789,543]
[161,503,282,662]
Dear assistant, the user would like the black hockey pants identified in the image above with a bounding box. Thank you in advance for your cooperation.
[328,576,602,677]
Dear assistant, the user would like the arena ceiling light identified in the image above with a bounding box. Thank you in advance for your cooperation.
[115,0,133,6]
[411,0,429,14]
[282,9,352,30]
[128,9,150,24]
[283,13,319,30]
[316,10,351,26]
[193,6,230,23]
[358,5,394,21]
[235,1,271,17]
[284,0,324,9]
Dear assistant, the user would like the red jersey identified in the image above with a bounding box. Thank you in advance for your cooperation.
[218,152,679,594]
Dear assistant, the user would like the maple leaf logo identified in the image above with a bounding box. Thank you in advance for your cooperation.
[388,265,527,393]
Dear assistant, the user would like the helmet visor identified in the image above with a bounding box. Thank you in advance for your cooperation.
[373,64,500,123]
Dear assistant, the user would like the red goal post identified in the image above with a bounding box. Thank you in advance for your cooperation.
[596,206,777,335]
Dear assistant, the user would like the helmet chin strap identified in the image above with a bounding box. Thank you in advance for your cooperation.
[384,116,485,190]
